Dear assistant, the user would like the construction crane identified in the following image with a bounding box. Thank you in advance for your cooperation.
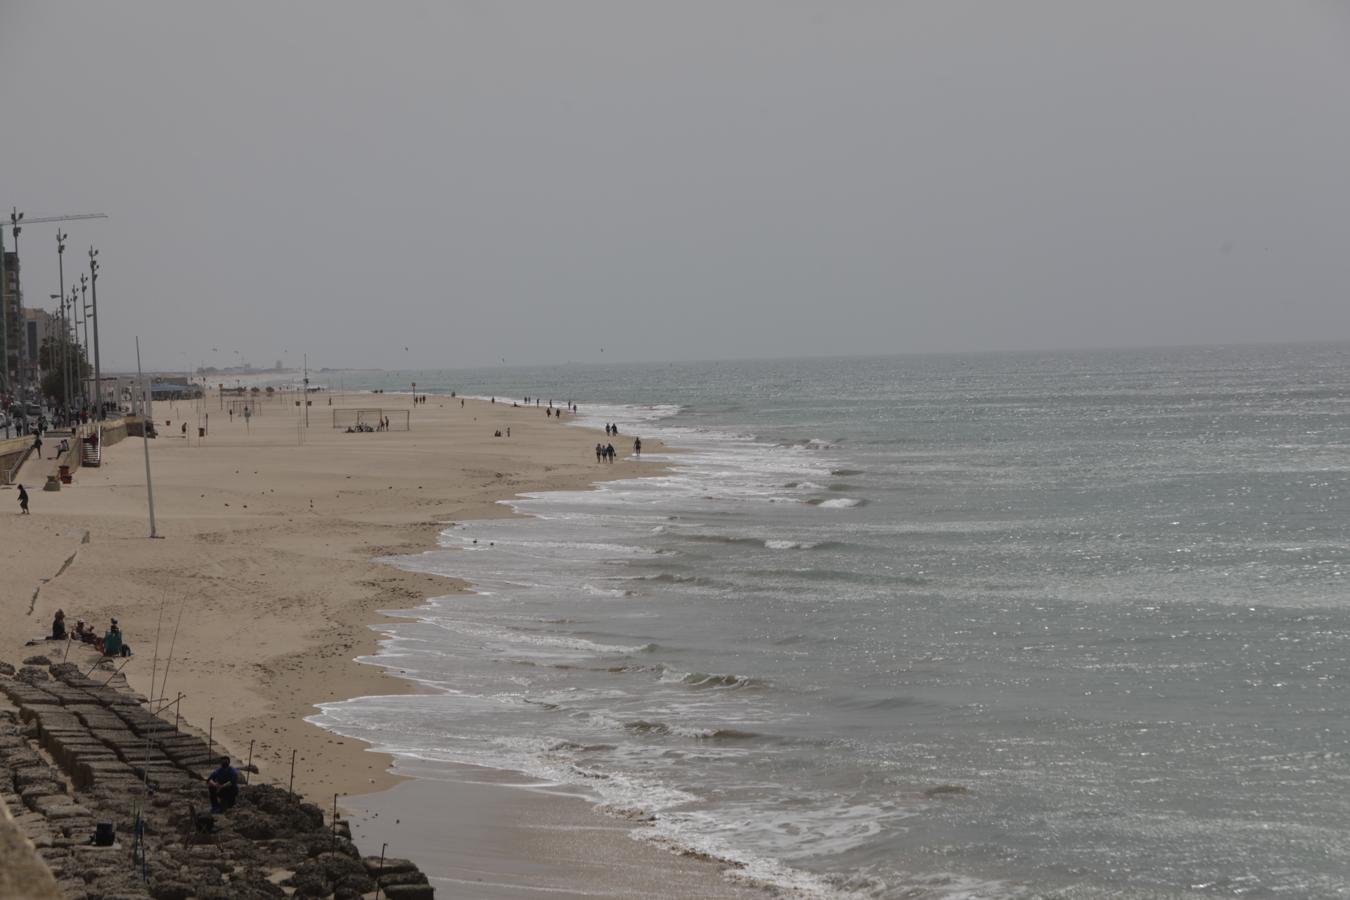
[9,212,109,233]
[0,210,110,395]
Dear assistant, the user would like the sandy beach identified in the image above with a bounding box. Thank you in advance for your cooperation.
[0,391,763,898]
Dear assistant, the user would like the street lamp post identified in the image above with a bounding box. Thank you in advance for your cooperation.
[79,273,90,405]
[64,287,73,415]
[72,284,86,410]
[47,294,59,398]
[56,230,70,418]
[89,247,102,419]
[67,286,79,417]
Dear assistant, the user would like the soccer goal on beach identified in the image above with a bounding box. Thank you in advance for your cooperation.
[226,399,261,416]
[332,409,410,431]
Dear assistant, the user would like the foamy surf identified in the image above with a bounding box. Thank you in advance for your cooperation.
[312,348,1350,898]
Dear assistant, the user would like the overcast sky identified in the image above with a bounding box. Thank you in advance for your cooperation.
[3,1,1349,372]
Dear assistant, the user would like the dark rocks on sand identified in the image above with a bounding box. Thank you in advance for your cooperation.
[335,872,377,897]
[16,667,50,683]
[228,807,279,841]
[23,655,52,666]
[149,882,194,900]
[378,868,432,888]
[286,868,331,898]
[284,852,375,898]
[0,660,17,676]
[364,855,419,877]
[241,783,326,829]
[47,663,80,680]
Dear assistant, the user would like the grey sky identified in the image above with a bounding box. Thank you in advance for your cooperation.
[3,1,1349,372]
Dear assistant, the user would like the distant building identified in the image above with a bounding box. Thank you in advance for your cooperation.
[150,381,203,400]
[22,308,55,383]
[2,251,21,386]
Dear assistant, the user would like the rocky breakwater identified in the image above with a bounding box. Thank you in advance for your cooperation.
[0,656,435,899]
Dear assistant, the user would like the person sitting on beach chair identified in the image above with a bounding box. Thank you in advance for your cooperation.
[207,757,239,813]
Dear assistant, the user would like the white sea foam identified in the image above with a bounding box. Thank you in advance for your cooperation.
[419,618,654,657]
[765,539,818,550]
[817,497,863,509]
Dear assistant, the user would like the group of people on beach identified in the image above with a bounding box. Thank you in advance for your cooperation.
[44,609,130,657]
[594,436,642,462]
[344,416,393,433]
[588,423,639,464]
[47,604,240,817]
[524,397,578,413]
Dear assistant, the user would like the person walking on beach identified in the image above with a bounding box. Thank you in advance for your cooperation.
[634,437,642,457]
[596,443,604,463]
[17,483,29,514]
[606,442,616,462]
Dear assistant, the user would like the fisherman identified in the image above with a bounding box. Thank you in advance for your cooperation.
[206,757,240,812]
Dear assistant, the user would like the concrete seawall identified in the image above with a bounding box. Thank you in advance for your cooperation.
[0,652,436,899]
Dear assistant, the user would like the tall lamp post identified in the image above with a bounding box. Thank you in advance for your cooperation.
[72,284,85,412]
[67,286,79,416]
[79,273,90,410]
[56,230,71,418]
[47,293,60,409]
[89,247,102,419]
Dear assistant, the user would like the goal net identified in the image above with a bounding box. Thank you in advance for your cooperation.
[332,408,411,431]
[227,399,261,416]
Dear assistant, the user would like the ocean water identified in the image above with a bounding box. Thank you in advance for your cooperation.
[311,345,1350,898]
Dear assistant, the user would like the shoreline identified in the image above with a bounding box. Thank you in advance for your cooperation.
[0,389,769,897]
[317,444,788,898]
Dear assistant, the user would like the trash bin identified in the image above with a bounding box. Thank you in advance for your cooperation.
[198,427,205,438]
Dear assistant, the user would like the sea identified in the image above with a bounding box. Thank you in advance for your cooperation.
[309,344,1350,899]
